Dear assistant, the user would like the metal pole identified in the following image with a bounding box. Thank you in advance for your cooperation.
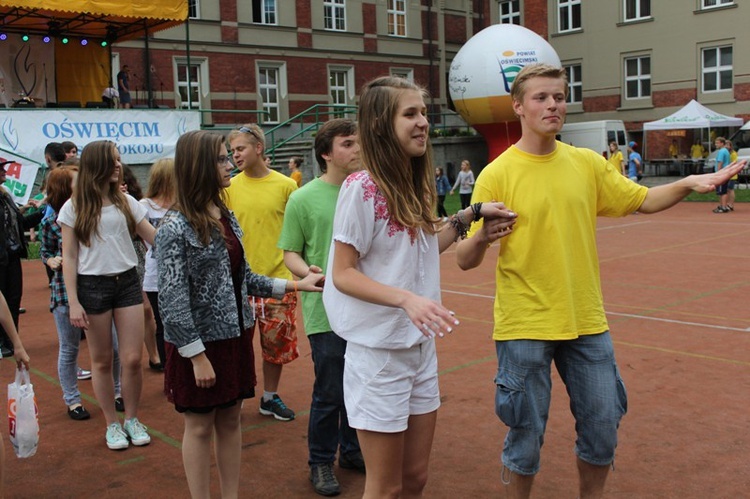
[143,20,154,108]
[186,17,192,109]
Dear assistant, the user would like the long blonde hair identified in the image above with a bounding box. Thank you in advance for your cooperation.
[73,140,136,246]
[145,157,176,205]
[173,130,229,245]
[358,76,438,234]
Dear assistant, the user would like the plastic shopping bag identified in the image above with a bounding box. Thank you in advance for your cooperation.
[7,368,39,458]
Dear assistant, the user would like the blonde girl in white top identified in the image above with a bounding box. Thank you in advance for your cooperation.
[324,76,512,497]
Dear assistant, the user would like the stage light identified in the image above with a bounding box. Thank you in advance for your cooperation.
[61,37,69,44]
[21,34,29,42]
[43,36,51,43]
[80,38,88,46]
[0,34,6,41]
[101,40,108,47]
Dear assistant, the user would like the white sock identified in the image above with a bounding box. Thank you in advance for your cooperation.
[263,391,277,402]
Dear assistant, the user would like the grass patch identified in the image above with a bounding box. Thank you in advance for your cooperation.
[683,187,750,202]
[25,241,41,260]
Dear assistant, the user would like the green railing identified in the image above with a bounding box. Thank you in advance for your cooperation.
[264,104,357,160]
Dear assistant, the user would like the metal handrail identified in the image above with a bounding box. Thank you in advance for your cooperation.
[264,104,357,159]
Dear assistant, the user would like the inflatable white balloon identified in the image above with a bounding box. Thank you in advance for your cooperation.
[449,24,562,126]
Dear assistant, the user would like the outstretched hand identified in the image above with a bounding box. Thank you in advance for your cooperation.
[690,159,747,193]
[296,272,325,293]
[401,292,459,339]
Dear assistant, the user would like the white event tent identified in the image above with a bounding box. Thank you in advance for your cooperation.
[643,99,742,157]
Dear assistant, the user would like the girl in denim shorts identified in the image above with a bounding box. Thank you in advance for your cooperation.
[59,140,156,451]
[323,76,507,497]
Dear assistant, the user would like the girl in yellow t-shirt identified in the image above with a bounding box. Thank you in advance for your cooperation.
[607,141,625,175]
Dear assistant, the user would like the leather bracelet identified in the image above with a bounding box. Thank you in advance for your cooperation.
[471,202,483,222]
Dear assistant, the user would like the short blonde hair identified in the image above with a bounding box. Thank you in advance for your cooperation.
[510,63,568,104]
[227,123,265,151]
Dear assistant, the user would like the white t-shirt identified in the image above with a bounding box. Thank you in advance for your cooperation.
[140,198,169,292]
[58,194,147,276]
[323,171,441,349]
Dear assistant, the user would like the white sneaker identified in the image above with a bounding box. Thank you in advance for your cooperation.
[77,368,92,380]
[106,423,129,450]
[123,417,151,446]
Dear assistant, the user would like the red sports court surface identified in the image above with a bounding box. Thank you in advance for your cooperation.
[5,202,749,498]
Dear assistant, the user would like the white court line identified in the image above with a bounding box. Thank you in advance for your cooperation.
[442,288,750,332]
[597,221,651,231]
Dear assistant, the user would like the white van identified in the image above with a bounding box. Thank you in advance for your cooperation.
[558,120,629,156]
[705,121,750,177]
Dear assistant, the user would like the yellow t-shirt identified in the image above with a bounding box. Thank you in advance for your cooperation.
[730,150,738,180]
[290,170,302,187]
[607,150,623,171]
[469,142,648,341]
[225,170,297,278]
[690,144,704,159]
[669,143,678,157]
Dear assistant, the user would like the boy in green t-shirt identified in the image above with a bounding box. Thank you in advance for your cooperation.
[278,119,364,496]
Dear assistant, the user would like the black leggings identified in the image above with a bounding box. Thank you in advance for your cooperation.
[460,193,472,210]
[437,195,448,218]
[146,291,166,364]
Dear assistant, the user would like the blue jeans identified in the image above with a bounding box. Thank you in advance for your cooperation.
[308,332,359,465]
[494,332,627,475]
[53,306,83,406]
[52,306,123,406]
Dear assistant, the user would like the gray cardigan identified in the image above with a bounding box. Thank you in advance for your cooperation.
[156,209,287,357]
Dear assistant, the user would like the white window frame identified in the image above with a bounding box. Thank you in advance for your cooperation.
[174,57,208,109]
[324,0,346,31]
[557,0,581,33]
[390,67,414,82]
[701,0,733,9]
[701,46,733,93]
[565,64,582,104]
[498,0,521,25]
[329,66,354,106]
[624,56,651,100]
[188,0,200,19]
[256,62,287,124]
[387,0,407,37]
[253,0,277,25]
[624,0,650,21]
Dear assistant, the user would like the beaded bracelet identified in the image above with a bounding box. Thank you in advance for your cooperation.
[449,213,469,241]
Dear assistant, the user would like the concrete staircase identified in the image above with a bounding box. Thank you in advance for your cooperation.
[267,138,316,183]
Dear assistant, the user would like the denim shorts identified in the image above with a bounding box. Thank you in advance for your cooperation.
[715,182,729,195]
[494,331,627,475]
[77,268,143,314]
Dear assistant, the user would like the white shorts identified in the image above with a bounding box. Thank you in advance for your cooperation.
[344,340,440,433]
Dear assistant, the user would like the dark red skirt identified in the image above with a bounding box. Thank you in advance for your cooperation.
[164,327,256,413]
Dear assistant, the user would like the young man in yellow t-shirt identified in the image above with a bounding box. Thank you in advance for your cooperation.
[456,63,745,499]
[225,124,299,421]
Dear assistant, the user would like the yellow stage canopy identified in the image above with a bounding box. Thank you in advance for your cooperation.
[0,0,187,41]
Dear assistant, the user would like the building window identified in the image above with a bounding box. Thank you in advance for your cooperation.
[702,0,733,8]
[558,0,581,32]
[565,64,582,104]
[253,0,277,25]
[499,1,521,25]
[324,0,346,31]
[188,0,199,19]
[391,68,414,82]
[329,70,349,105]
[624,56,651,99]
[258,67,280,123]
[624,0,650,21]
[387,0,406,37]
[176,63,201,109]
[702,46,732,93]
